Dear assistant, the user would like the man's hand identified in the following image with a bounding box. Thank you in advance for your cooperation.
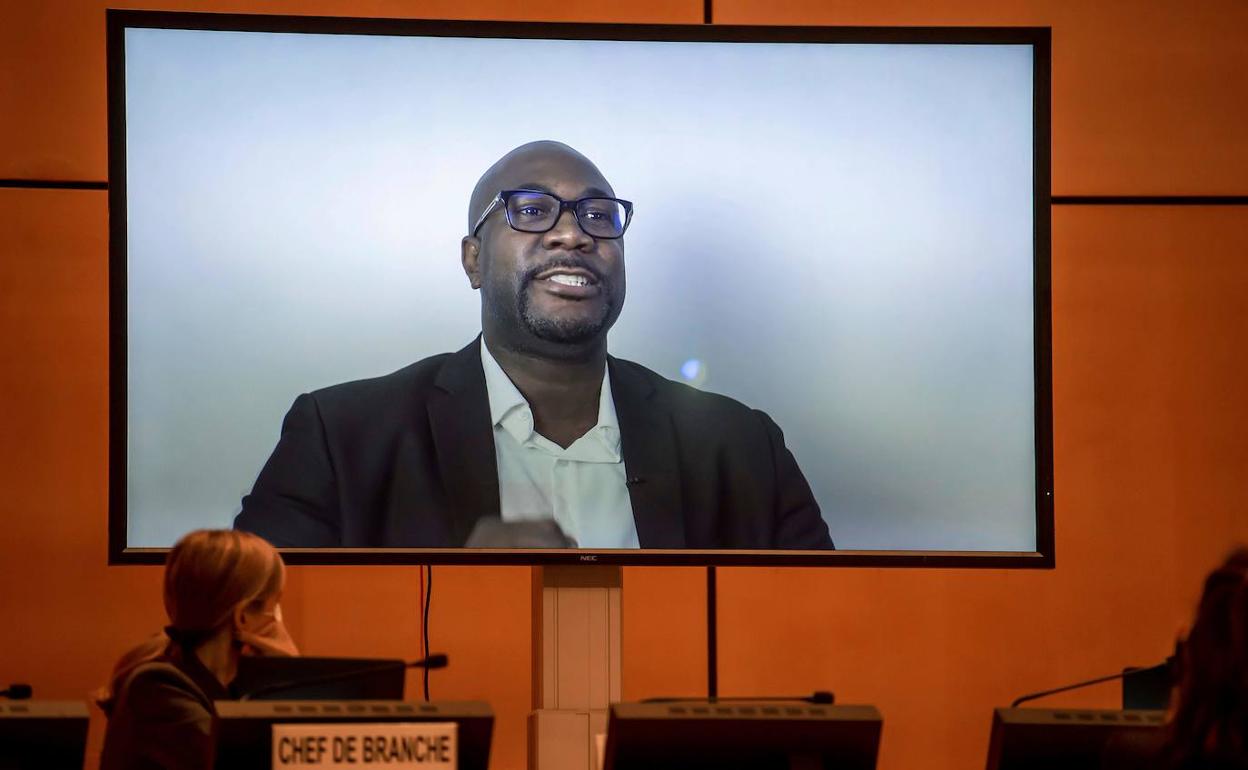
[465,518,577,548]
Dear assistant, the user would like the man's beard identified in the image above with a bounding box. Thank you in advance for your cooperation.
[516,258,616,345]
[517,279,614,344]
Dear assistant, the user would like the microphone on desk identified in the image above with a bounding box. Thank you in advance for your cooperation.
[1010,656,1174,708]
[0,684,33,700]
[644,691,835,705]
[238,654,449,701]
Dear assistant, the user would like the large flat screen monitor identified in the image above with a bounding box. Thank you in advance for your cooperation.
[108,12,1052,567]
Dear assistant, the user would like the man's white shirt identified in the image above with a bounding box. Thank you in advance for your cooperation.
[479,340,640,549]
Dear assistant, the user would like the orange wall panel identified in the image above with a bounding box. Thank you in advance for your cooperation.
[622,567,709,701]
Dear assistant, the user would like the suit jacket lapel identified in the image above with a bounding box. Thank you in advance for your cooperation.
[609,358,686,548]
[427,337,501,546]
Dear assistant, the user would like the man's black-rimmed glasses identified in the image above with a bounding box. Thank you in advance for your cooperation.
[471,189,634,240]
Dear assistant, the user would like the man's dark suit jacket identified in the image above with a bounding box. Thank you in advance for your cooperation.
[235,338,833,549]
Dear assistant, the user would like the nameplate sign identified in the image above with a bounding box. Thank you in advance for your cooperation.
[272,722,457,767]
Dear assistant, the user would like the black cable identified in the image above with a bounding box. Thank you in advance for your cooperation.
[1010,670,1134,708]
[423,564,433,701]
[1051,195,1248,206]
[0,179,108,190]
[239,656,447,700]
[707,566,718,699]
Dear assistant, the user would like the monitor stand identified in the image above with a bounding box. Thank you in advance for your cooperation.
[529,565,622,770]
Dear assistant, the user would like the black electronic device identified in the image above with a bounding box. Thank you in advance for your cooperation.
[1122,662,1172,710]
[106,10,1054,569]
[213,699,492,770]
[233,656,411,701]
[985,707,1165,770]
[603,701,881,770]
[0,701,89,770]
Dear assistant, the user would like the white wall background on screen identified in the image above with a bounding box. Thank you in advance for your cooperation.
[124,29,1036,550]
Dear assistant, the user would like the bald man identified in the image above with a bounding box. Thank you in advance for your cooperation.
[235,141,833,550]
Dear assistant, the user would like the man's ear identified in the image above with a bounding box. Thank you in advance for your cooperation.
[461,236,482,290]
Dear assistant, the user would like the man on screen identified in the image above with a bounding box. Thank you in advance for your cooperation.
[235,141,832,549]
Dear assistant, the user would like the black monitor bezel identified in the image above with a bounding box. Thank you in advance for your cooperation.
[986,708,1166,770]
[106,10,1053,568]
[603,701,882,770]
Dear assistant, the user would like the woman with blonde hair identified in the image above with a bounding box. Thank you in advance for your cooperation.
[1162,548,1248,770]
[1105,548,1248,770]
[99,529,298,770]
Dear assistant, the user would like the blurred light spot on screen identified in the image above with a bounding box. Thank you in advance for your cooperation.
[680,358,708,388]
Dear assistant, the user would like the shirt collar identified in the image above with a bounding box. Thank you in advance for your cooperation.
[480,338,621,458]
